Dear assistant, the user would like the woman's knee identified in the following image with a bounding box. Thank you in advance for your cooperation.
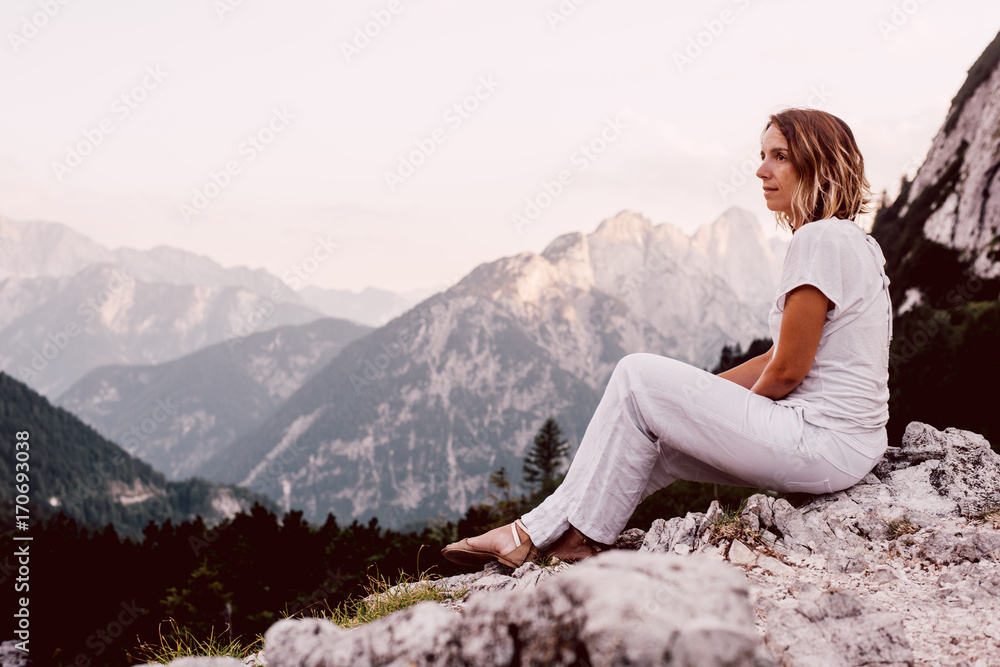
[613,353,686,385]
[614,352,657,377]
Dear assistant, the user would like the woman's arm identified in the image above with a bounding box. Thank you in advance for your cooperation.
[717,345,774,390]
[751,285,830,400]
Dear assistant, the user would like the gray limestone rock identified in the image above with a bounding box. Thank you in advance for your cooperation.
[875,421,1000,517]
[263,551,762,667]
[613,527,646,550]
[639,511,707,554]
[148,659,246,667]
[764,589,913,667]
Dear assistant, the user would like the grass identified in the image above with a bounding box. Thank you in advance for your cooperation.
[706,499,761,547]
[129,618,264,664]
[886,517,921,540]
[132,555,466,662]
[319,566,467,629]
[972,503,1000,529]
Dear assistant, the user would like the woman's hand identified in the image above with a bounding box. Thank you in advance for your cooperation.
[751,285,830,400]
[717,345,774,390]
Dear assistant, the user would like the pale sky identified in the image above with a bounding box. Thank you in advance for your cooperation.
[2,1,998,293]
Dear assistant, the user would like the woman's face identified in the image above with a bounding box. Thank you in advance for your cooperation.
[756,125,798,219]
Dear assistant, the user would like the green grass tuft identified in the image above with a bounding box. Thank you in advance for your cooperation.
[319,567,466,629]
[886,517,921,540]
[706,499,760,547]
[129,618,263,664]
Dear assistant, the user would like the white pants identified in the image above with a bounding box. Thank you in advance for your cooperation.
[520,353,886,549]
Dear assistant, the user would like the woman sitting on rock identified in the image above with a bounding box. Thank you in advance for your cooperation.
[443,107,893,567]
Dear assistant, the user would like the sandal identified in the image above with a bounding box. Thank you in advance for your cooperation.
[570,525,612,555]
[441,519,539,568]
[543,525,613,564]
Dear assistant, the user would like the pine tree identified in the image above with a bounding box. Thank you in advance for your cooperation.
[522,417,570,499]
[487,466,520,525]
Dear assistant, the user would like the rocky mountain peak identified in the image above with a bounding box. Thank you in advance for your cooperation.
[901,29,1000,278]
[694,206,770,250]
[0,215,113,280]
[591,209,655,244]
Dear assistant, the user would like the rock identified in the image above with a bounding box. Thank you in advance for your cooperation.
[757,555,795,577]
[0,642,29,667]
[613,527,646,550]
[876,422,1000,517]
[728,540,759,568]
[151,659,246,667]
[640,512,706,554]
[918,525,1000,565]
[764,589,914,666]
[263,551,763,667]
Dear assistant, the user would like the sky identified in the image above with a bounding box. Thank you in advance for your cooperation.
[2,1,999,294]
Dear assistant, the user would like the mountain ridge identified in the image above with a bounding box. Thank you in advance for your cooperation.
[191,207,787,527]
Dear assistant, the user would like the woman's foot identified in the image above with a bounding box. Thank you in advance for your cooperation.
[465,521,529,556]
[441,520,538,568]
[545,526,600,562]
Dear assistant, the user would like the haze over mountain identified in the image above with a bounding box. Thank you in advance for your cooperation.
[0,217,421,396]
[193,207,788,528]
[0,215,298,297]
[58,317,372,479]
[299,285,436,327]
[0,263,323,396]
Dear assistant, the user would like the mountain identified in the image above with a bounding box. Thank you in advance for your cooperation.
[0,215,301,300]
[299,285,436,327]
[870,29,1000,446]
[0,263,324,396]
[0,371,275,537]
[691,207,784,308]
[57,317,373,478]
[873,28,1000,303]
[0,215,422,327]
[195,208,787,527]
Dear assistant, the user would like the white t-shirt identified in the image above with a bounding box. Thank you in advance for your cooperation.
[768,218,892,443]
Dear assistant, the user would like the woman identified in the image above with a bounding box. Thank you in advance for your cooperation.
[443,107,893,567]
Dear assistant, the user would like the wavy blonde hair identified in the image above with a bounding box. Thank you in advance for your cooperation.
[762,108,872,232]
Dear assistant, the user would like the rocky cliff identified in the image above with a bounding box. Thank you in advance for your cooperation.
[157,420,1000,666]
